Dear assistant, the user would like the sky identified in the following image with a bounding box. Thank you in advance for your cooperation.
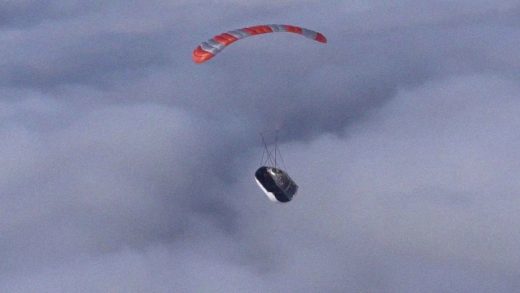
[1,1,520,292]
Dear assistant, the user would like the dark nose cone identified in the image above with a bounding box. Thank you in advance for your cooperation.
[254,166,298,203]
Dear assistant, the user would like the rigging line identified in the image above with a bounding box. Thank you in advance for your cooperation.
[260,145,265,165]
[260,132,274,166]
[274,129,278,168]
[278,145,288,171]
[259,132,266,165]
[273,129,288,170]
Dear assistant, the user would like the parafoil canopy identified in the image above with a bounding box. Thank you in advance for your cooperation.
[193,24,327,63]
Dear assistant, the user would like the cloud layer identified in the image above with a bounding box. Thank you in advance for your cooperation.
[1,1,519,292]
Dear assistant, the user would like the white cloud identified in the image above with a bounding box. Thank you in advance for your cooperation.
[1,1,520,291]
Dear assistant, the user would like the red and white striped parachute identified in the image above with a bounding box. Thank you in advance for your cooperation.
[193,24,327,64]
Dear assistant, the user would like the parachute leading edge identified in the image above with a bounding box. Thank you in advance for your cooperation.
[193,24,327,63]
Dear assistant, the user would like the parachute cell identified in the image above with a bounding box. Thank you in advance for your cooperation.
[193,24,327,63]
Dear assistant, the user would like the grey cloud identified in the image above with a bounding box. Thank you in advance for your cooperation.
[1,1,520,292]
[0,1,99,29]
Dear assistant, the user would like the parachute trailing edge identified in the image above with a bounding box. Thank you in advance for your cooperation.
[193,24,327,63]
